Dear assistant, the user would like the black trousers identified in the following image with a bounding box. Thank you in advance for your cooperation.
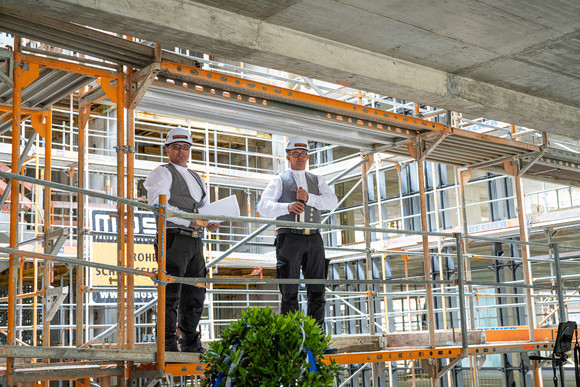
[275,232,329,326]
[161,233,206,346]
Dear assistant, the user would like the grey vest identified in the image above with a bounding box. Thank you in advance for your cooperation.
[163,163,207,230]
[276,170,321,225]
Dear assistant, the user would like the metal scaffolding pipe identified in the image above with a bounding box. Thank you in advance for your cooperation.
[42,111,53,378]
[361,156,376,336]
[156,195,167,370]
[455,233,468,355]
[360,154,379,386]
[76,99,87,347]
[7,38,22,383]
[0,129,37,207]
[321,173,363,223]
[0,246,158,278]
[0,170,155,211]
[514,175,536,349]
[417,159,436,351]
[464,233,552,248]
[126,96,136,351]
[553,243,566,323]
[1,168,563,254]
[116,72,126,350]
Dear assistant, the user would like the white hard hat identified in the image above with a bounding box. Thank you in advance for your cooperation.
[165,127,193,146]
[285,136,309,152]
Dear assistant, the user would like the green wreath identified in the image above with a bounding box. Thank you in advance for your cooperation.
[202,307,339,386]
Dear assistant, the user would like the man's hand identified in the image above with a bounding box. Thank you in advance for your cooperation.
[189,219,208,228]
[189,220,208,229]
[288,201,305,214]
[206,222,220,232]
[295,188,309,203]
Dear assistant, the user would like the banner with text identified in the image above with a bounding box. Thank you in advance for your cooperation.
[90,209,158,303]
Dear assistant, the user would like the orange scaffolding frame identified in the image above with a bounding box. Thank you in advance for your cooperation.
[1,36,578,386]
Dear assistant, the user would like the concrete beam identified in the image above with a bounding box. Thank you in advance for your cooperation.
[2,0,580,138]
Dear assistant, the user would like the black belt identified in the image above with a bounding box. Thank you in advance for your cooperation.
[167,228,203,239]
[276,228,319,236]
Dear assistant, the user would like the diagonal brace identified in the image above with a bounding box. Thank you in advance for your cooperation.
[128,61,160,110]
[518,151,545,176]
[0,129,37,207]
[128,43,161,109]
[0,48,14,87]
[436,355,465,379]
[44,227,70,255]
[420,131,451,161]
[44,286,69,321]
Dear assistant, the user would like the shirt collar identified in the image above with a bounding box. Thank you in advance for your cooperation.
[170,162,188,170]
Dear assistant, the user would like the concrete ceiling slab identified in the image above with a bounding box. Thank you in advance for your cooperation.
[269,0,557,61]
[461,56,580,106]
[479,0,580,35]
[1,0,579,139]
[190,0,303,20]
[333,0,567,55]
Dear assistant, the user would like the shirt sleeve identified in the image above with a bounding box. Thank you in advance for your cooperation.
[306,174,338,211]
[198,174,210,207]
[143,166,191,228]
[257,175,290,218]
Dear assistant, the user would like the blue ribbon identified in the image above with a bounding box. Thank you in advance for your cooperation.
[151,270,167,286]
[212,341,241,386]
[307,348,317,373]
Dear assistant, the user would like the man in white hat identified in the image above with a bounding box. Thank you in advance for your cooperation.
[258,136,338,338]
[144,127,219,352]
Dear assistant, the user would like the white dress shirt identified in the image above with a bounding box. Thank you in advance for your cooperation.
[144,162,209,228]
[257,169,338,220]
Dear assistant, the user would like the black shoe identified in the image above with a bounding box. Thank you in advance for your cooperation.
[324,346,338,355]
[165,340,179,352]
[181,344,206,354]
[179,331,205,353]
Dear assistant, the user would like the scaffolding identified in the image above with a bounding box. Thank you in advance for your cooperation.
[0,30,579,387]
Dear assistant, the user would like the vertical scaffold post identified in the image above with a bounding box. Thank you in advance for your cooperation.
[514,173,539,385]
[126,73,136,351]
[418,157,437,386]
[361,153,379,386]
[361,155,376,335]
[514,176,536,335]
[42,98,53,387]
[124,77,136,387]
[552,243,566,323]
[7,36,23,385]
[417,159,435,347]
[455,233,468,356]
[76,97,89,347]
[116,72,126,349]
[458,169,479,386]
[157,195,167,370]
